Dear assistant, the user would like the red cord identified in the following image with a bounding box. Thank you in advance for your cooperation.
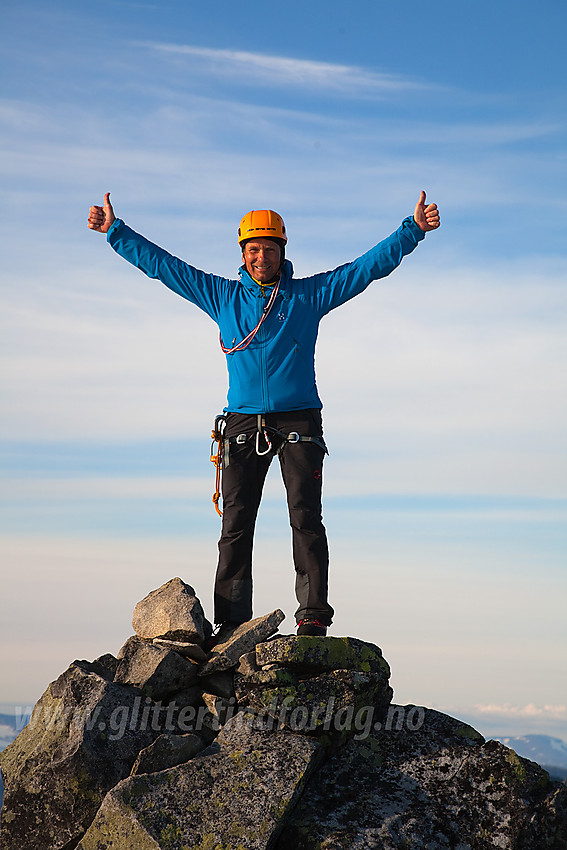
[219,281,280,354]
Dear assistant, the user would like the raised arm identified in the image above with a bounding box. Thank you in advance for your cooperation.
[87,192,116,233]
[92,203,230,323]
[309,190,440,315]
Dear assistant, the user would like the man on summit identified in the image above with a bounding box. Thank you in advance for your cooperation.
[88,192,440,636]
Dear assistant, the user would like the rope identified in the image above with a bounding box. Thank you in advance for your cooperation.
[210,416,226,517]
[219,281,280,354]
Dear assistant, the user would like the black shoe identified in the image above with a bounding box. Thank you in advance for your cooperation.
[297,618,327,636]
[205,621,242,651]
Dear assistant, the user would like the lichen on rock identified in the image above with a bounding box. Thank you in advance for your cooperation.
[78,714,322,850]
[2,580,566,850]
[276,706,567,849]
[0,660,161,850]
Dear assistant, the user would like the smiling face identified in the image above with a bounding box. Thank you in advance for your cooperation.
[242,237,282,283]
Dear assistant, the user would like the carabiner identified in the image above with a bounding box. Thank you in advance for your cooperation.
[256,429,272,456]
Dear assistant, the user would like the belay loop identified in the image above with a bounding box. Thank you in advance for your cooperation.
[255,426,272,456]
[210,415,226,517]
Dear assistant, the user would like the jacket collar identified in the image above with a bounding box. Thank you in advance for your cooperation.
[238,259,294,293]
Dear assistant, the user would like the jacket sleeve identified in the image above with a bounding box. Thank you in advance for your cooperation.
[310,217,426,316]
[107,219,227,321]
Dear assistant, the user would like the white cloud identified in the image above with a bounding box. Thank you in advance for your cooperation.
[427,703,567,740]
[4,471,566,508]
[1,477,208,500]
[473,704,566,720]
[137,42,432,97]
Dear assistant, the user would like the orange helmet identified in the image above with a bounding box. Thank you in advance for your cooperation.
[238,209,287,246]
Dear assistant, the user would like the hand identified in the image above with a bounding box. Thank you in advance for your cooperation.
[87,192,115,233]
[413,190,440,232]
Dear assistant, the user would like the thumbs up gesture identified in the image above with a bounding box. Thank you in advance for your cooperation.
[413,190,440,232]
[87,192,116,233]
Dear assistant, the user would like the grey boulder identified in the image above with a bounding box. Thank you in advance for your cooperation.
[115,635,199,700]
[199,609,285,676]
[235,635,393,737]
[0,660,159,850]
[78,712,321,850]
[255,635,391,675]
[130,731,205,775]
[276,705,567,849]
[132,577,212,643]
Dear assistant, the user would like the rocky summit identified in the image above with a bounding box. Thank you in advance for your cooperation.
[1,577,566,849]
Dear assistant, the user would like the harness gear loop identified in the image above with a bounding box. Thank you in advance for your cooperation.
[210,415,227,517]
[219,280,280,355]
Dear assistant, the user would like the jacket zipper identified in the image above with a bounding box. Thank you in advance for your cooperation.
[258,290,271,410]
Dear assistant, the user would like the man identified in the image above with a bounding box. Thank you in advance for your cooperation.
[88,192,440,636]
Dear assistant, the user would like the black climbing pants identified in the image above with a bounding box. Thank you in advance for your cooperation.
[214,409,334,627]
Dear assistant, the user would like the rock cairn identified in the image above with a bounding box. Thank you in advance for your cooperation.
[1,576,566,850]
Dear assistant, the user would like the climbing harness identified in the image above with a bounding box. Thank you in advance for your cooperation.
[209,413,328,517]
[256,415,328,459]
[219,280,280,355]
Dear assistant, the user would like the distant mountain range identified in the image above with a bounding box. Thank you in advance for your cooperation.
[492,734,567,782]
[0,714,21,752]
[1,710,35,808]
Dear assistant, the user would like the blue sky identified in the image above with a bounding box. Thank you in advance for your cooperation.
[1,0,566,740]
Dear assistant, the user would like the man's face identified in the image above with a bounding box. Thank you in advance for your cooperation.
[242,238,281,283]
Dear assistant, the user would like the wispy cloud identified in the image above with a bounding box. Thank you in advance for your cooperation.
[137,42,433,97]
[430,703,567,740]
[474,704,566,720]
[1,477,207,500]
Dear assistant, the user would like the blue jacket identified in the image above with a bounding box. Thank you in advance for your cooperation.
[107,216,425,413]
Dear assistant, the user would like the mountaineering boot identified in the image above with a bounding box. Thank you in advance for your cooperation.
[205,621,243,651]
[297,618,327,636]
